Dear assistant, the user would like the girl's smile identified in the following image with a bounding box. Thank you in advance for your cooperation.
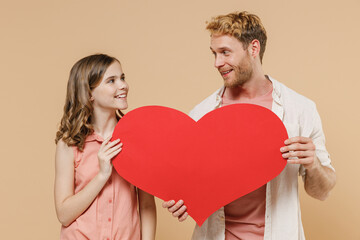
[91,61,129,111]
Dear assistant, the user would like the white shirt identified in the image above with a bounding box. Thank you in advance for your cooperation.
[190,76,334,240]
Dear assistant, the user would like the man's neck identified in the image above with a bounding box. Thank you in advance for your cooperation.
[223,74,272,101]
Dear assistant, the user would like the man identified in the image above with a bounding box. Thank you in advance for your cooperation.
[163,11,336,240]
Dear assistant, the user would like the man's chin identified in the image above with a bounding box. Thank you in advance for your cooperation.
[224,80,242,88]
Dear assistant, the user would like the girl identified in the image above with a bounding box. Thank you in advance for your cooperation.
[54,54,156,240]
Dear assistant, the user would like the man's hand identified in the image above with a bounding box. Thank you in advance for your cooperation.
[281,136,336,200]
[280,136,319,170]
[162,200,188,222]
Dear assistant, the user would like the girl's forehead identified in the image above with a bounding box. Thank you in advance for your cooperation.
[104,61,123,77]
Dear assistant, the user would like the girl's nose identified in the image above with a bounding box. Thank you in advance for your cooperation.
[117,80,128,90]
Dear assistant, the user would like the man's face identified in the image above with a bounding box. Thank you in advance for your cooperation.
[210,34,253,88]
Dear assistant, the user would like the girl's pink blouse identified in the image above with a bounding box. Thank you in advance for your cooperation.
[60,133,140,240]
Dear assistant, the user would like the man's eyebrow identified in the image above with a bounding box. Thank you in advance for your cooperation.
[210,46,230,51]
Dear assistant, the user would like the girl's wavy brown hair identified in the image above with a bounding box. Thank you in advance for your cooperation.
[55,54,123,151]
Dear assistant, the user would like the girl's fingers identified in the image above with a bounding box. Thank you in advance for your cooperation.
[108,148,122,160]
[100,136,112,149]
[102,138,121,151]
[105,143,123,155]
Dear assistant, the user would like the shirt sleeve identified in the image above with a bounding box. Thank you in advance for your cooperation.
[299,104,335,180]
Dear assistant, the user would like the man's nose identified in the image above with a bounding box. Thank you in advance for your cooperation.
[214,56,225,68]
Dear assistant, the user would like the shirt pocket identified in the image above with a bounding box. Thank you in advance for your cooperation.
[283,122,300,138]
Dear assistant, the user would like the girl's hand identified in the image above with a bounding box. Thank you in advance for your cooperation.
[97,137,122,179]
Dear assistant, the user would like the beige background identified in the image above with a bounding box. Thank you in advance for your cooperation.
[1,0,359,239]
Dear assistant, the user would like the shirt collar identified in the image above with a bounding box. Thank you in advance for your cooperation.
[85,132,104,143]
[267,75,282,106]
[215,86,226,107]
[214,75,282,106]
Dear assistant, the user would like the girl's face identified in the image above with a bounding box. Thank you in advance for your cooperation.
[91,61,129,111]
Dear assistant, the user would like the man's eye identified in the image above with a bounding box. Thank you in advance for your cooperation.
[223,51,229,55]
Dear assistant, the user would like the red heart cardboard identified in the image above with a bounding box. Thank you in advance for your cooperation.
[112,104,288,226]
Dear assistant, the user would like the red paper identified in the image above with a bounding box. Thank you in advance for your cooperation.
[112,104,288,226]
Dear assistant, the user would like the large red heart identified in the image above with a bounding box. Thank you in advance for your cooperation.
[112,104,288,226]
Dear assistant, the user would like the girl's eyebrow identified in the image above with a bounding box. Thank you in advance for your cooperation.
[105,73,125,80]
[105,75,116,80]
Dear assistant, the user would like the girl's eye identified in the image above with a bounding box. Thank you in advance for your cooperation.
[108,79,115,83]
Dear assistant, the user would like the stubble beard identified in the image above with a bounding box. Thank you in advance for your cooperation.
[224,56,253,88]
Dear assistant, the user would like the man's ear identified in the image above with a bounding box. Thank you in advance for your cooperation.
[248,39,261,59]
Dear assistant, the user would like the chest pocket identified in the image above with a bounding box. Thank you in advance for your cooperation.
[284,122,300,138]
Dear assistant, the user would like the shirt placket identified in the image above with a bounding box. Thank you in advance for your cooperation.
[101,174,114,240]
[264,79,284,240]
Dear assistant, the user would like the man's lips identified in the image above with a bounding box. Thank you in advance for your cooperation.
[220,69,233,77]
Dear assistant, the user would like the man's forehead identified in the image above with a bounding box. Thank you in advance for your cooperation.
[210,35,243,50]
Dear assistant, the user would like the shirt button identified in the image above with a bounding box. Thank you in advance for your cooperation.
[109,199,112,203]
[108,218,112,222]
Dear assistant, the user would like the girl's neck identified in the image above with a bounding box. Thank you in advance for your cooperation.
[91,109,118,139]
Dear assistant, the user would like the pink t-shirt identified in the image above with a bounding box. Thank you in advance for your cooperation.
[222,85,273,240]
[60,133,140,240]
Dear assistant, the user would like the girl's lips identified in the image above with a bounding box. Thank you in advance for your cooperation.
[115,93,127,98]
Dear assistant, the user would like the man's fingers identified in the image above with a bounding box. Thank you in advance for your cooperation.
[178,212,189,222]
[284,136,311,145]
[167,200,184,213]
[280,142,315,153]
[162,200,175,208]
[287,156,314,165]
[172,205,187,218]
[282,150,313,158]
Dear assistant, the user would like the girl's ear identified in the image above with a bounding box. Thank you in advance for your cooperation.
[90,96,94,101]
